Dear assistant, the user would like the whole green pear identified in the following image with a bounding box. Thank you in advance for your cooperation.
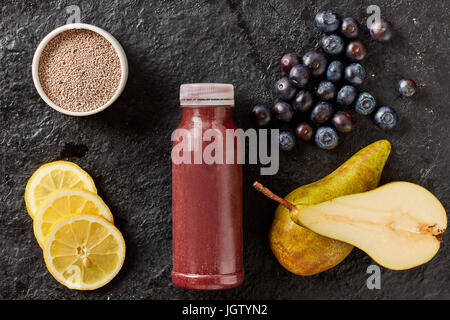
[269,140,391,275]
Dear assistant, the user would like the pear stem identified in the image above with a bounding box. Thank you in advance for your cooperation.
[253,181,298,213]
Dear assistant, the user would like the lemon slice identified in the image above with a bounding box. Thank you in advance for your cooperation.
[33,189,114,248]
[43,214,125,290]
[25,161,97,219]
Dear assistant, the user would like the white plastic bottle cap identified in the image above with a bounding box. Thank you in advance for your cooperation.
[180,83,234,106]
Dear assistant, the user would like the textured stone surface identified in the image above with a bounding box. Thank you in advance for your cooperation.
[1,0,449,299]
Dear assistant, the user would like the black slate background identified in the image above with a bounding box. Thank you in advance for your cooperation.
[1,0,449,299]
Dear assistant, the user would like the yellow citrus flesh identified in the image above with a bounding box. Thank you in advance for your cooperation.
[25,161,97,219]
[33,189,113,248]
[43,214,125,290]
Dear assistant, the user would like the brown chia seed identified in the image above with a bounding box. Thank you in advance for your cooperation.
[38,29,121,112]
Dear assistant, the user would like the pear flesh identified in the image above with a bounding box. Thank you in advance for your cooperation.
[292,182,447,270]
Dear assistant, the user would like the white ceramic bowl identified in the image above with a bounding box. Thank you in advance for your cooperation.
[32,23,128,116]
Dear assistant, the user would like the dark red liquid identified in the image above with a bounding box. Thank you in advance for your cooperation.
[172,106,244,290]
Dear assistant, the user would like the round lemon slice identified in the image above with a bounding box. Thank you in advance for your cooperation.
[33,189,114,248]
[43,214,125,290]
[25,161,97,219]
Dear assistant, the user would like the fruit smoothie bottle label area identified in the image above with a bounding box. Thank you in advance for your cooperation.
[171,125,280,175]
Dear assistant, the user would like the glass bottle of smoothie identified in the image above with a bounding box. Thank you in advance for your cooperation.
[171,83,244,290]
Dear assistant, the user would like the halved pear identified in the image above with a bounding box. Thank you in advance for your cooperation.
[291,182,447,270]
[254,181,447,270]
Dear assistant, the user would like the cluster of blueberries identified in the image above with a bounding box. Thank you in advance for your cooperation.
[252,10,416,151]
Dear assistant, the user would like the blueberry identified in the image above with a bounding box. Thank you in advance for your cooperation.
[370,19,393,42]
[289,64,310,88]
[337,85,357,106]
[272,101,294,122]
[321,34,344,56]
[292,90,314,112]
[315,81,336,101]
[326,61,344,82]
[274,77,297,101]
[314,10,340,33]
[295,122,314,141]
[332,111,353,133]
[279,131,296,151]
[355,92,376,115]
[251,105,271,127]
[280,53,300,73]
[302,51,327,77]
[341,17,359,39]
[315,127,339,150]
[346,40,367,61]
[374,106,398,130]
[310,101,334,124]
[398,79,417,97]
[345,63,366,86]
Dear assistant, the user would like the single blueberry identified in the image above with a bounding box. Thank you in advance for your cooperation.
[289,64,310,88]
[272,101,294,122]
[280,53,300,73]
[370,19,393,42]
[315,81,336,101]
[295,122,314,141]
[321,34,344,55]
[315,126,339,150]
[302,51,328,77]
[341,17,359,39]
[274,77,297,101]
[346,40,367,61]
[292,90,314,112]
[332,111,353,133]
[327,61,344,82]
[398,79,417,97]
[315,10,340,33]
[337,85,357,106]
[310,101,334,124]
[374,106,398,130]
[355,92,376,115]
[279,131,296,151]
[345,63,366,86]
[251,105,272,127]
